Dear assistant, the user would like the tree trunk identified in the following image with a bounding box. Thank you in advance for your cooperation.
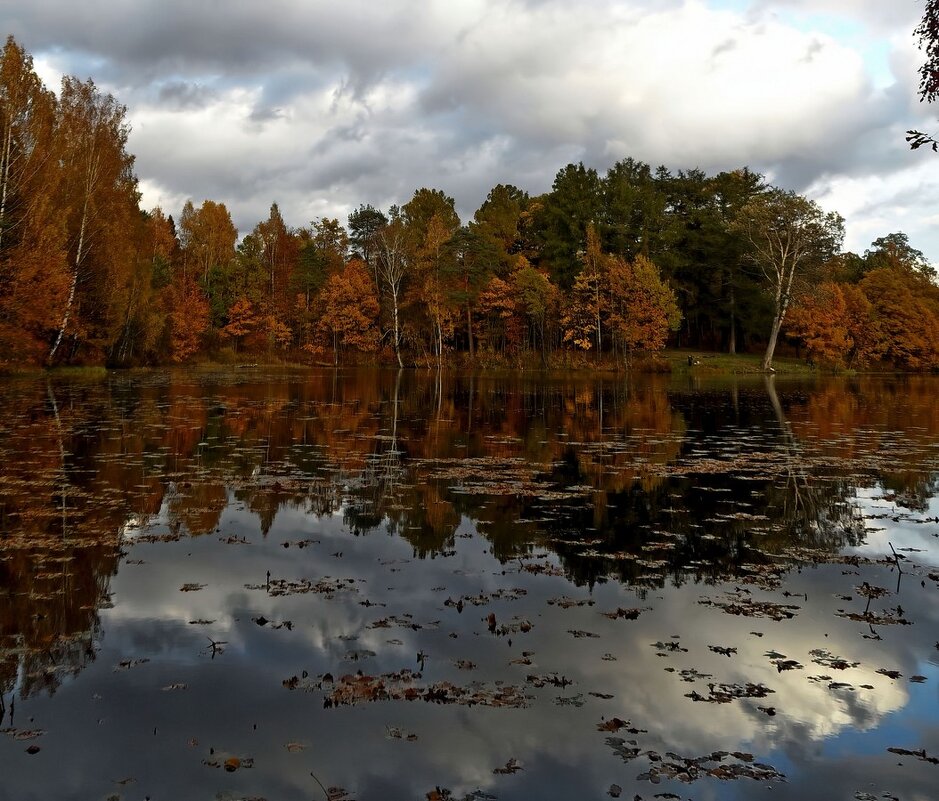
[728,283,737,355]
[50,132,99,364]
[392,286,403,368]
[436,320,443,371]
[539,318,547,367]
[0,120,12,252]
[762,313,783,370]
[466,304,474,359]
[49,201,86,365]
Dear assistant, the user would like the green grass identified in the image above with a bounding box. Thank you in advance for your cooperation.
[47,365,110,378]
[662,350,818,376]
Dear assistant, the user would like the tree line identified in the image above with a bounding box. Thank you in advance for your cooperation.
[2,35,938,371]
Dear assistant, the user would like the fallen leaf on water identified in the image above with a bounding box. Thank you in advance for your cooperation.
[876,669,902,680]
[493,757,522,774]
[886,746,939,765]
[526,673,572,688]
[568,629,599,639]
[4,729,45,740]
[114,658,149,671]
[600,607,641,621]
[596,717,634,733]
[686,682,774,704]
[709,645,736,657]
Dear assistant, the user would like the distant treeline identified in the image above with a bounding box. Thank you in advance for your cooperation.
[1,35,937,370]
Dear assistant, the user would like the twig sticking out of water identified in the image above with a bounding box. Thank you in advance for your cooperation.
[888,542,904,575]
[310,770,329,801]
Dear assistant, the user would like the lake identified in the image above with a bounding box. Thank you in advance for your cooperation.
[1,368,937,801]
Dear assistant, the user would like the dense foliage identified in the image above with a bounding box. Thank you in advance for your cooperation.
[1,36,937,371]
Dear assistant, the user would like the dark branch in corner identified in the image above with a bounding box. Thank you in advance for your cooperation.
[906,130,939,152]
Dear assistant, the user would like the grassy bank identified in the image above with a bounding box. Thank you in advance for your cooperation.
[662,350,818,376]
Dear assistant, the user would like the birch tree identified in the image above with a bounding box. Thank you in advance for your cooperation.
[734,189,843,371]
[49,77,136,363]
[376,208,408,367]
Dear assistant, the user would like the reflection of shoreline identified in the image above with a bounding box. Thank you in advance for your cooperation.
[1,371,937,699]
[1,371,937,801]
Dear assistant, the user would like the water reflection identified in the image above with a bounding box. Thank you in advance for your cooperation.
[0,369,938,800]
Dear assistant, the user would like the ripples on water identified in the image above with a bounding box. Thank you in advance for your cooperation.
[0,368,937,801]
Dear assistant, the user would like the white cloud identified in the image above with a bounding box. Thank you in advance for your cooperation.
[10,0,939,259]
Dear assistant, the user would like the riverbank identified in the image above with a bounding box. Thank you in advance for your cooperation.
[0,349,910,379]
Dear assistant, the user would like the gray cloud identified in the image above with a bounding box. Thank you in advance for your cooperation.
[156,80,217,109]
[8,0,938,260]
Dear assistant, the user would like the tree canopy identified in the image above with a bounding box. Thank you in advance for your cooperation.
[0,35,935,372]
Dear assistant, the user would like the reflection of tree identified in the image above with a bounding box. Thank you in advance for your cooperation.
[787,377,939,512]
[346,370,462,556]
[346,369,406,533]
[534,379,869,590]
[0,382,123,700]
[763,375,866,547]
[3,369,936,704]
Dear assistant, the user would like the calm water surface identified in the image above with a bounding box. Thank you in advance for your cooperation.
[1,368,938,801]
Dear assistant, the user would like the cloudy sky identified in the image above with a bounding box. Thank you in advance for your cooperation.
[5,0,938,260]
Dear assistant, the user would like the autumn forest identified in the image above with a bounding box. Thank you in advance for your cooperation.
[2,35,938,372]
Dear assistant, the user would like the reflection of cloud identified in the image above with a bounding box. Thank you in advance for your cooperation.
[849,486,939,567]
[6,372,939,799]
[100,505,919,791]
[546,580,910,759]
[9,493,938,801]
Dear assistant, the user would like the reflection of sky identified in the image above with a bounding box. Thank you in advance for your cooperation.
[5,499,939,800]
[848,485,939,568]
[3,373,939,800]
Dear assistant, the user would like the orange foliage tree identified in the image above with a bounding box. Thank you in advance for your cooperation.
[178,199,237,286]
[562,227,679,363]
[785,281,884,368]
[222,297,258,352]
[839,283,885,367]
[477,275,520,355]
[0,37,68,364]
[860,268,939,369]
[784,282,853,366]
[313,259,380,364]
[49,76,140,364]
[561,224,606,352]
[606,253,681,363]
[512,258,557,363]
[169,279,209,362]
